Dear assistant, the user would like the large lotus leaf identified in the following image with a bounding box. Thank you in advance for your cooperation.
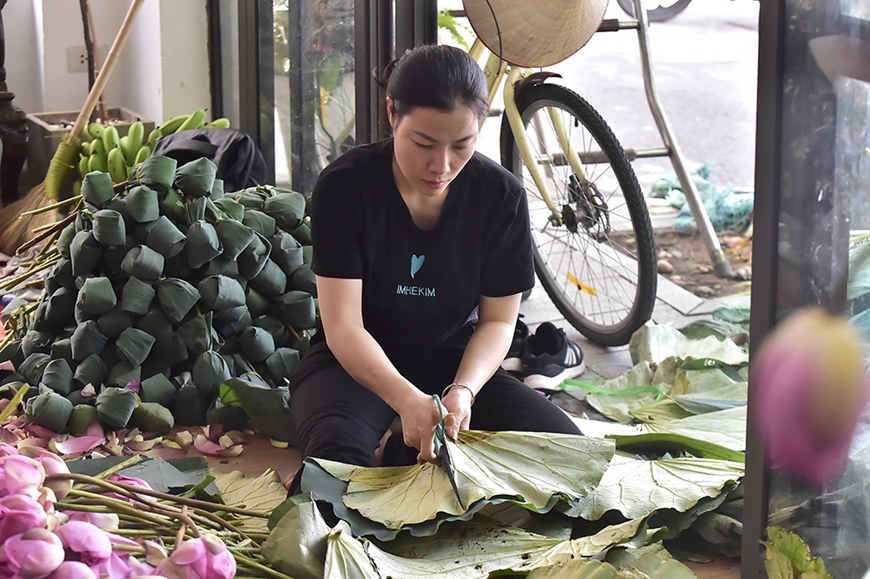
[566,362,659,423]
[262,499,331,579]
[325,523,378,579]
[218,378,296,443]
[848,236,870,300]
[312,431,615,529]
[629,322,748,367]
[212,470,288,534]
[617,405,747,458]
[605,543,698,579]
[628,398,695,423]
[566,455,744,521]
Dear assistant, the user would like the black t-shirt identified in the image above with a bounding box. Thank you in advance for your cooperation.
[310,139,534,358]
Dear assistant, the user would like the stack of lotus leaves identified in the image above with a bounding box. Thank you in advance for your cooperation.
[0,155,314,443]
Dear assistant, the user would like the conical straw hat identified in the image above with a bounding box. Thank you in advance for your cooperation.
[462,0,609,68]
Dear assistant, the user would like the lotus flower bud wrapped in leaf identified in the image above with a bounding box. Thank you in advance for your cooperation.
[291,219,312,245]
[126,185,160,223]
[159,188,188,224]
[149,333,189,369]
[201,255,240,277]
[265,348,301,384]
[245,286,270,318]
[57,224,76,258]
[50,339,74,366]
[70,231,103,277]
[231,188,269,209]
[45,259,76,294]
[21,330,52,357]
[247,259,287,298]
[68,405,99,436]
[270,231,304,276]
[40,359,74,395]
[751,307,870,487]
[18,353,51,385]
[71,321,109,361]
[137,155,177,191]
[207,397,249,431]
[198,275,246,310]
[263,191,306,231]
[122,245,165,280]
[82,171,116,208]
[73,354,108,389]
[107,363,141,390]
[238,232,272,280]
[214,306,253,338]
[174,157,217,198]
[131,402,174,435]
[213,197,245,221]
[242,209,277,238]
[44,287,76,328]
[26,391,73,433]
[96,386,138,429]
[121,276,156,316]
[116,327,156,368]
[101,244,131,277]
[277,291,316,331]
[254,315,290,348]
[0,340,24,368]
[210,178,224,199]
[163,254,196,282]
[192,350,232,395]
[291,263,317,296]
[92,210,127,246]
[74,304,96,326]
[76,277,118,315]
[96,308,132,339]
[172,385,208,426]
[184,196,208,226]
[65,389,91,406]
[140,374,177,406]
[105,197,135,231]
[157,278,201,323]
[146,216,187,259]
[239,326,275,363]
[134,308,172,342]
[186,221,223,269]
[214,218,254,260]
[177,312,214,355]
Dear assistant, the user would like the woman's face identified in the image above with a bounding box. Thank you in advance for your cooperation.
[388,98,479,198]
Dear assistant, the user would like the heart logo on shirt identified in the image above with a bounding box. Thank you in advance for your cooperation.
[410,254,425,279]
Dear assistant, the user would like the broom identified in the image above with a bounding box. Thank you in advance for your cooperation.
[0,0,145,256]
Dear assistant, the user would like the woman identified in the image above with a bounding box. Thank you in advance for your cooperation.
[287,44,582,496]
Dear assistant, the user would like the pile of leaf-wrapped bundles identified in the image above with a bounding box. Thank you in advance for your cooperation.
[0,155,315,443]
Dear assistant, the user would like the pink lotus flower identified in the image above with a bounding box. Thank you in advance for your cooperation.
[0,493,48,542]
[62,511,119,531]
[751,308,870,487]
[105,474,153,504]
[55,521,112,567]
[44,561,98,579]
[4,527,65,578]
[0,455,44,498]
[156,534,235,579]
[17,449,71,500]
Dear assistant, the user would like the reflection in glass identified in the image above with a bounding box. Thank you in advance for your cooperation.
[769,1,870,576]
[274,0,355,193]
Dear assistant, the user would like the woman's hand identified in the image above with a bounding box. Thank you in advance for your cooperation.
[397,390,457,464]
[441,387,473,440]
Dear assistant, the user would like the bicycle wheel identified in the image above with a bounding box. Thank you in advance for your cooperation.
[500,83,656,346]
[615,0,693,22]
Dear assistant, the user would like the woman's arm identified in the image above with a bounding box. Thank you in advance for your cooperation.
[441,292,523,438]
[316,275,447,462]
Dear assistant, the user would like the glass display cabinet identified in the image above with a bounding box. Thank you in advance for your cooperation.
[745,0,870,576]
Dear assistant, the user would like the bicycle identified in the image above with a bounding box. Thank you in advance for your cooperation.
[615,0,693,22]
[467,36,658,347]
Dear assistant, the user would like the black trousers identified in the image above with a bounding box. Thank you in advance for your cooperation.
[287,339,582,495]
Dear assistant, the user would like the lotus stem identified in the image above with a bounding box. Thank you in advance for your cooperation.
[0,383,29,424]
[18,195,83,216]
[0,258,60,290]
[15,206,79,255]
[90,454,145,480]
[231,553,295,579]
[34,230,61,261]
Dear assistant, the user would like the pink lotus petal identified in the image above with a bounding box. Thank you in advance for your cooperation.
[125,380,141,395]
[54,436,105,456]
[96,552,133,579]
[105,531,142,547]
[0,430,21,445]
[44,560,98,579]
[0,361,12,372]
[85,423,104,438]
[26,423,61,439]
[125,439,159,452]
[63,511,120,530]
[81,385,96,397]
[218,435,234,449]
[217,445,244,458]
[18,437,48,449]
[193,434,223,456]
[175,431,193,448]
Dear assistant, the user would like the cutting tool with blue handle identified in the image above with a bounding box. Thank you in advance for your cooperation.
[432,394,465,509]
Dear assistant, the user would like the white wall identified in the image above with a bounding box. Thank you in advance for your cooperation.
[5,0,210,125]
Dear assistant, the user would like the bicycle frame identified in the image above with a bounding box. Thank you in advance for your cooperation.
[470,38,586,228]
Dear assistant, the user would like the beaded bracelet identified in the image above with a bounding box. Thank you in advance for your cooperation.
[442,382,476,406]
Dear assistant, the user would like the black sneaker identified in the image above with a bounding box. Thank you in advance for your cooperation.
[522,322,585,391]
[501,314,529,373]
